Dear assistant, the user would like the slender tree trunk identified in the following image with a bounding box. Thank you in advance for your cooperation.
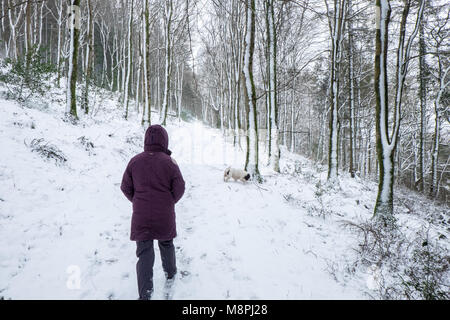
[430,64,449,198]
[142,0,151,125]
[283,86,287,147]
[25,0,32,72]
[160,0,173,125]
[290,73,296,152]
[56,0,63,87]
[7,0,24,60]
[243,0,260,181]
[1,1,6,56]
[290,98,295,152]
[417,16,426,192]
[177,62,184,121]
[123,0,134,120]
[233,26,243,148]
[348,0,355,178]
[36,1,44,52]
[327,0,346,181]
[374,0,393,220]
[267,0,280,172]
[83,0,94,114]
[66,0,80,120]
[374,0,424,222]
[135,31,142,114]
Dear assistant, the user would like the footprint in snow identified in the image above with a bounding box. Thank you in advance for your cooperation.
[180,270,191,279]
[105,258,118,265]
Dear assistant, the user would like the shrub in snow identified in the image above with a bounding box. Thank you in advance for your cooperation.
[342,219,450,300]
[401,233,450,300]
[27,138,67,165]
[180,109,195,123]
[0,47,56,104]
[314,180,325,198]
[77,136,95,155]
[282,160,303,176]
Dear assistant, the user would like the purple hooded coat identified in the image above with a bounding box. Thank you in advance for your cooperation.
[120,125,185,241]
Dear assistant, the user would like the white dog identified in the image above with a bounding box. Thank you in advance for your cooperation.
[223,167,251,183]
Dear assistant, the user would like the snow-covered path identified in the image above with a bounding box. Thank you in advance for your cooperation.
[166,163,363,299]
[0,98,367,299]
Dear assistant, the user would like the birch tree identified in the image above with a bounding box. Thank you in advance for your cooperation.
[266,0,280,173]
[24,0,32,67]
[325,0,346,181]
[47,0,65,87]
[347,0,356,178]
[428,7,449,198]
[83,0,94,114]
[243,0,261,181]
[416,7,427,192]
[160,0,173,125]
[373,0,425,222]
[7,0,24,60]
[123,0,134,120]
[142,0,151,125]
[66,0,80,120]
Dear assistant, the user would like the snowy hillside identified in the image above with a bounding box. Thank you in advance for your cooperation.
[0,85,448,300]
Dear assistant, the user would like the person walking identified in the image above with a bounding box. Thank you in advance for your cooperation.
[120,124,185,300]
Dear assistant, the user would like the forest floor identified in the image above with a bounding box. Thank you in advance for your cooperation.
[0,85,448,299]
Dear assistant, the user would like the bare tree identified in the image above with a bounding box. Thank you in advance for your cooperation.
[325,0,346,181]
[243,0,261,181]
[373,0,425,222]
[66,0,81,120]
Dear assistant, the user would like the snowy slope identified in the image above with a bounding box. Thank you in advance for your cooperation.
[0,87,447,300]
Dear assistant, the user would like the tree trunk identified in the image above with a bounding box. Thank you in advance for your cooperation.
[56,0,63,87]
[160,0,173,125]
[66,0,80,120]
[266,0,280,172]
[83,0,94,114]
[243,0,261,181]
[142,0,151,125]
[374,0,395,221]
[429,64,448,198]
[327,0,346,181]
[348,0,355,178]
[417,15,426,192]
[373,0,424,222]
[123,0,134,120]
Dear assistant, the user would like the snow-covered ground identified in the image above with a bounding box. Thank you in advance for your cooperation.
[0,86,448,300]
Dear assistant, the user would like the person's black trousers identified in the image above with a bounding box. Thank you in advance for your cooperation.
[136,239,177,300]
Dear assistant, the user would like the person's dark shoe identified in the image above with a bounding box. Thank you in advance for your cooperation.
[138,289,153,300]
[164,270,177,280]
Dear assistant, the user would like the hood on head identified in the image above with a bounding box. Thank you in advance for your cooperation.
[144,125,171,155]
